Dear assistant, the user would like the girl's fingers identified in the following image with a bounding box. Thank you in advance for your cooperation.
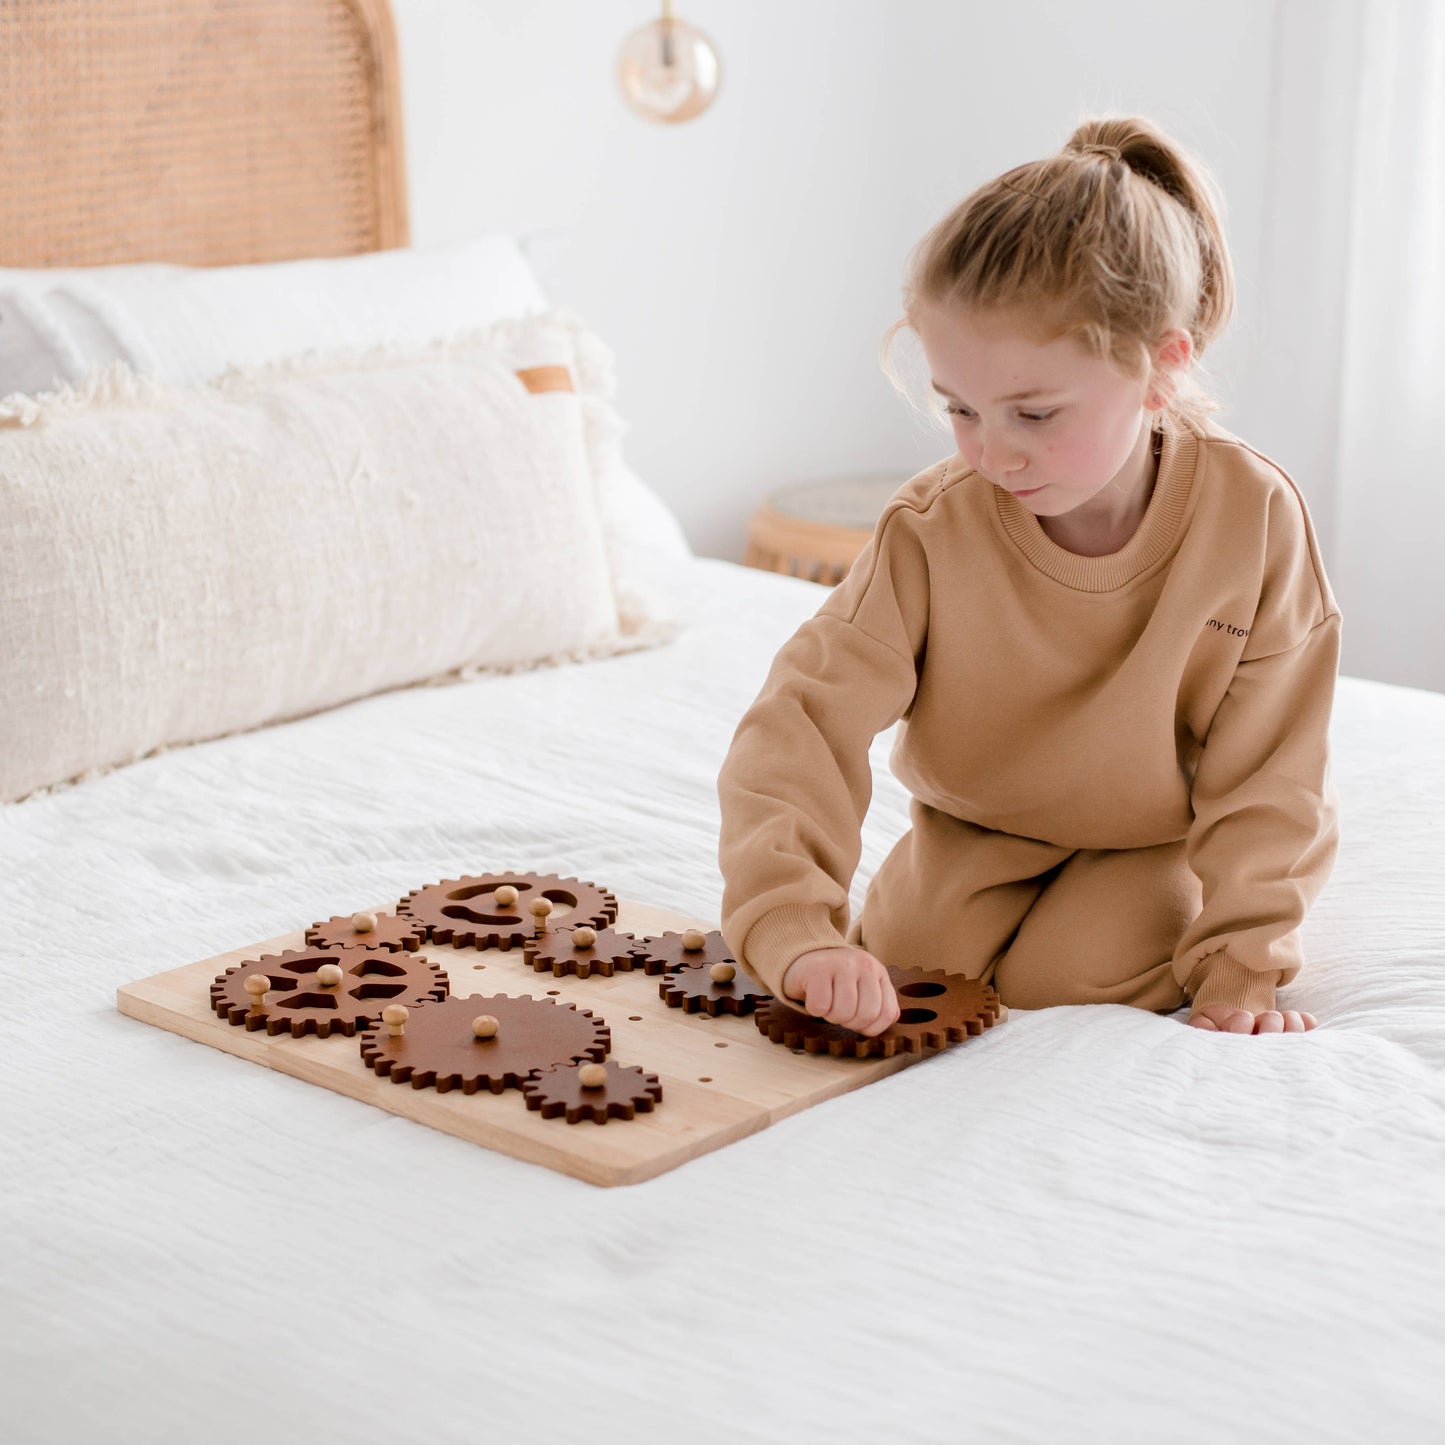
[878,967,901,1030]
[805,973,834,1019]
[1255,1010,1284,1034]
[859,968,901,1036]
[844,971,879,1033]
[1301,1012,1319,1030]
[1189,1013,1220,1030]
[828,971,859,1027]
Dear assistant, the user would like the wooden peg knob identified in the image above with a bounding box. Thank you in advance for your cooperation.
[382,1004,408,1037]
[352,911,376,933]
[471,1015,499,1039]
[529,898,553,935]
[578,1062,607,1088]
[710,962,736,984]
[571,926,597,948]
[317,963,344,987]
[244,973,271,1008]
[494,884,519,908]
[681,929,707,952]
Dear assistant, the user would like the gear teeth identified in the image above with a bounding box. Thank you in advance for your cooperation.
[659,960,771,1015]
[211,950,448,1038]
[359,992,610,1095]
[629,928,737,977]
[753,966,1003,1059]
[522,1060,664,1125]
[396,872,620,951]
[304,911,428,954]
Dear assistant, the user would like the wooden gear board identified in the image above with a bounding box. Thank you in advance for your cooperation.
[117,898,927,1187]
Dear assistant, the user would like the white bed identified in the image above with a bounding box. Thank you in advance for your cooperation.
[3,3,1443,1440]
[4,550,1444,1444]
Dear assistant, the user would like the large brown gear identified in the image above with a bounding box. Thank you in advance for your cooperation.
[359,992,610,1094]
[396,872,619,950]
[755,966,1004,1058]
[210,949,449,1038]
[521,1060,663,1125]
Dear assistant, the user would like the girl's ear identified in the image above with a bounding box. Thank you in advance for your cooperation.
[1147,327,1194,409]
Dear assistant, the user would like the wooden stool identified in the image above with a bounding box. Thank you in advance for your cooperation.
[744,475,897,586]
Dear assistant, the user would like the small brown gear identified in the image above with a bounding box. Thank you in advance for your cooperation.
[754,966,1003,1058]
[521,1060,663,1125]
[523,926,642,978]
[211,949,448,1038]
[359,992,610,1094]
[659,961,772,1016]
[396,872,619,949]
[304,912,428,953]
[629,928,735,977]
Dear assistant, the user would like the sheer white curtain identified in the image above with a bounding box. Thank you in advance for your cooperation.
[1260,0,1445,693]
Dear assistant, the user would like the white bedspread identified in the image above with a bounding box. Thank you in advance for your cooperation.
[3,555,1443,1445]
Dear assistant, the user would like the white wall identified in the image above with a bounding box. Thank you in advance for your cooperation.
[394,0,1280,565]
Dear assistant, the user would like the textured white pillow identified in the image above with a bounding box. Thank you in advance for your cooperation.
[0,238,548,387]
[0,310,677,803]
[0,235,693,569]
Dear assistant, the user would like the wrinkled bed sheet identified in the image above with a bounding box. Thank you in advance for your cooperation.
[3,555,1442,1444]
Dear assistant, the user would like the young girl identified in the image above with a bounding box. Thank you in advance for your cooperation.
[716,114,1341,1039]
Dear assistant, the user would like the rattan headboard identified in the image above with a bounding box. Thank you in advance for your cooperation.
[0,0,409,268]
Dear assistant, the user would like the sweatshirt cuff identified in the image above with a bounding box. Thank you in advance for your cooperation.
[1184,948,1282,1017]
[741,904,852,1002]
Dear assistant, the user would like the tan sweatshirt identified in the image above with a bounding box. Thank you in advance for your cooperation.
[716,419,1342,1018]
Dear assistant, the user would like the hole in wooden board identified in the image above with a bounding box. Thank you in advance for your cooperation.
[546,990,560,996]
[629,1016,642,1021]
[698,1077,712,1083]
[714,1042,728,1048]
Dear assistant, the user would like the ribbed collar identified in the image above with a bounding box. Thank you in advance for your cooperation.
[989,424,1199,593]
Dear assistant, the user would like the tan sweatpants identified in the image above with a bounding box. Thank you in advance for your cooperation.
[847,798,1200,1013]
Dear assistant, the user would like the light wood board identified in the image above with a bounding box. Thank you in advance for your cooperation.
[117,897,926,1186]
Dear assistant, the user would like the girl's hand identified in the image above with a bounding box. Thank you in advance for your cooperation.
[1188,1005,1318,1033]
[780,947,901,1037]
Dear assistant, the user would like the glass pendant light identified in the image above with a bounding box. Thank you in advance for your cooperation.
[616,1,721,124]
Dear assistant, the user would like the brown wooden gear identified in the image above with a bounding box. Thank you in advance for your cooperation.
[523,927,642,979]
[659,961,772,1016]
[521,1060,664,1125]
[755,966,1004,1058]
[396,872,619,949]
[210,949,448,1038]
[359,992,610,1094]
[305,912,428,953]
[629,928,736,977]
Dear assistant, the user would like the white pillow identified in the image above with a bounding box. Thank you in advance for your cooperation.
[0,236,693,564]
[3,236,548,385]
[0,310,676,804]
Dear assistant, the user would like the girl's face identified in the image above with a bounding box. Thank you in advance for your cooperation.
[915,302,1162,516]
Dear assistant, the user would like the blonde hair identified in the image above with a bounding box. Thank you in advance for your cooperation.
[882,114,1236,438]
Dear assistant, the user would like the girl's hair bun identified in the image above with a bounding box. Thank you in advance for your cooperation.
[882,113,1235,438]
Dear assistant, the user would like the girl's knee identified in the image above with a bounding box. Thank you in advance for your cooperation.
[991,948,1185,1012]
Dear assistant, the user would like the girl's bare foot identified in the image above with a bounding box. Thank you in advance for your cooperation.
[1187,1005,1318,1034]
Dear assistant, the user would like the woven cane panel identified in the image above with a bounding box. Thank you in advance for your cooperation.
[0,0,409,268]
